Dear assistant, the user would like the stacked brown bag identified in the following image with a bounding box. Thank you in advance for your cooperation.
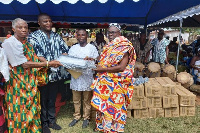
[127,77,196,118]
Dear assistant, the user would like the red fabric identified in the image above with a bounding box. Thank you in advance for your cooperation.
[55,93,66,116]
[0,113,5,125]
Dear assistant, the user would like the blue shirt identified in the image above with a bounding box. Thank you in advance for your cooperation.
[28,30,69,82]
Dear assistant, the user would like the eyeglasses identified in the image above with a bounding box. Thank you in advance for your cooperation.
[108,31,119,34]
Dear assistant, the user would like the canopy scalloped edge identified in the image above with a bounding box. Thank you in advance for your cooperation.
[0,0,140,4]
[148,4,200,27]
[0,20,143,26]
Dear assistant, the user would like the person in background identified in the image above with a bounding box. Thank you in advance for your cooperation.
[166,36,170,40]
[133,32,152,64]
[91,32,106,55]
[0,45,9,133]
[91,30,96,38]
[0,75,7,133]
[2,18,61,133]
[190,36,200,56]
[91,23,136,133]
[190,48,200,84]
[6,30,12,39]
[62,29,69,38]
[68,30,73,38]
[168,37,178,65]
[168,37,178,53]
[28,13,69,133]
[151,29,170,66]
[126,32,134,43]
[68,29,98,128]
[71,30,75,38]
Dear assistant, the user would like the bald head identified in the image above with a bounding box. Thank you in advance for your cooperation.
[37,13,52,32]
[38,13,51,22]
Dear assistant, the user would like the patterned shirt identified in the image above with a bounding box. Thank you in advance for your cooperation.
[28,30,69,82]
[133,39,152,64]
[151,38,170,64]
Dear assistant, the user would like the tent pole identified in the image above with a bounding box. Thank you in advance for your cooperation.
[175,18,183,76]
[138,28,140,38]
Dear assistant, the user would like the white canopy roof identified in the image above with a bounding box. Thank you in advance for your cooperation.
[148,4,200,27]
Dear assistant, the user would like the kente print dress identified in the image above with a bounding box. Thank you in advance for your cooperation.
[3,38,41,133]
[91,36,136,133]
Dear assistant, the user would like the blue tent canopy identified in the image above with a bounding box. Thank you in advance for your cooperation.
[0,0,199,26]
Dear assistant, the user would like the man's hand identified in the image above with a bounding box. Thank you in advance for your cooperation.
[84,56,94,61]
[62,53,68,55]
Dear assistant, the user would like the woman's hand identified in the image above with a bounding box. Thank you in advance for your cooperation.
[93,65,106,72]
[49,60,62,68]
[84,56,94,61]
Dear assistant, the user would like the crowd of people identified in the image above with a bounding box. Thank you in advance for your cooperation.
[0,12,200,133]
[126,29,200,84]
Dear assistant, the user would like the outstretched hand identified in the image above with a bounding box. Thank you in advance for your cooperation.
[49,60,62,68]
[84,56,94,61]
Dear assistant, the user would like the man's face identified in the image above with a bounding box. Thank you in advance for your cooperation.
[158,32,164,39]
[108,26,120,42]
[77,30,87,44]
[127,33,132,41]
[96,35,104,44]
[140,34,146,41]
[38,16,52,32]
[12,21,28,38]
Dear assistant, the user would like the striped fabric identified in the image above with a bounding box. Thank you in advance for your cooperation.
[91,36,136,132]
[4,40,41,133]
[28,30,69,82]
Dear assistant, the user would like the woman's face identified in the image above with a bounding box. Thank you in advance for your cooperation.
[13,21,28,38]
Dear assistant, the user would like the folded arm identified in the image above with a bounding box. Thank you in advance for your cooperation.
[94,52,129,73]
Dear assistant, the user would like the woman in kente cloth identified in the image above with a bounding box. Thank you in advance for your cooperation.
[91,23,136,133]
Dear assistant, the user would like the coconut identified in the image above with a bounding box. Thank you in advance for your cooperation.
[147,62,160,73]
[177,72,191,85]
[163,64,175,74]
[182,75,194,89]
[135,61,145,72]
[190,84,200,93]
[162,64,176,81]
[189,75,194,86]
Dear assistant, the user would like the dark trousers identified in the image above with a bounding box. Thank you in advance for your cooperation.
[39,81,59,127]
[58,79,67,101]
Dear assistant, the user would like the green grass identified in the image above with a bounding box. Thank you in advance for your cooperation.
[51,102,200,133]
